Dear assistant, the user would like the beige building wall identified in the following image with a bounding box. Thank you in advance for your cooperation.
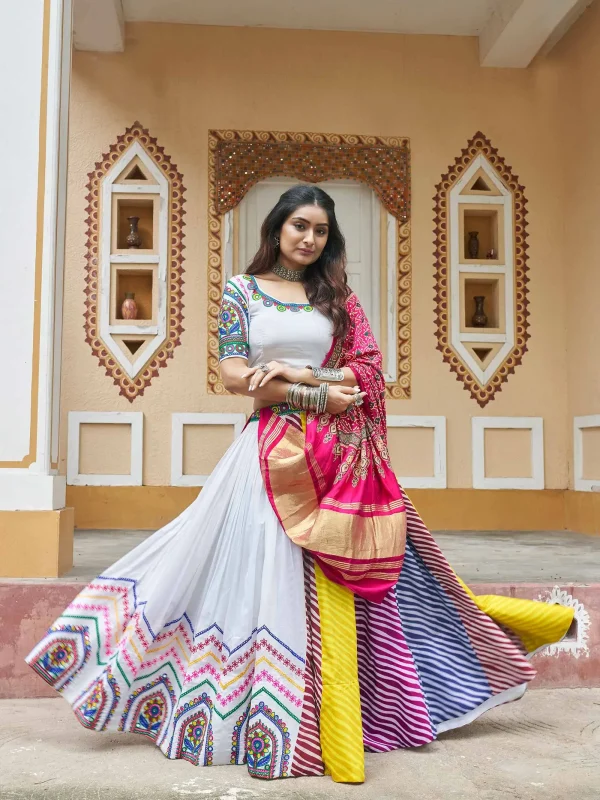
[546,5,600,489]
[61,22,570,491]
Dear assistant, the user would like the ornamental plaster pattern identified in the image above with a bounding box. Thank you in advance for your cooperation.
[207,129,412,398]
[433,131,529,407]
[83,122,186,401]
[537,587,591,659]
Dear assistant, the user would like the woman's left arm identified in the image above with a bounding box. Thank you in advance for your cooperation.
[243,363,357,391]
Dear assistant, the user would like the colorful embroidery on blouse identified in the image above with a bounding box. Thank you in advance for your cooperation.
[247,403,302,424]
[219,279,250,361]
[244,275,313,313]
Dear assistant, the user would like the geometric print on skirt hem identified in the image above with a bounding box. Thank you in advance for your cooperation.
[26,574,306,775]
[25,421,309,777]
[25,420,564,779]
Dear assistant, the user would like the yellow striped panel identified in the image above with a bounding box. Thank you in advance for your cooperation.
[315,563,364,784]
[456,577,575,653]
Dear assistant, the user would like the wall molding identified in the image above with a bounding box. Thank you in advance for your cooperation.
[574,415,600,492]
[472,416,544,490]
[171,413,246,487]
[387,415,447,489]
[67,411,143,486]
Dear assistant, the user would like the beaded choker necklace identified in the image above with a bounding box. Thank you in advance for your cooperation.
[272,263,307,282]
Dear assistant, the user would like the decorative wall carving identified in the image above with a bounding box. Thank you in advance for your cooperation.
[433,131,529,407]
[207,130,412,398]
[84,122,186,401]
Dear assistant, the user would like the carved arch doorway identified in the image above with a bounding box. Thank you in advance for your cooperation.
[207,130,412,399]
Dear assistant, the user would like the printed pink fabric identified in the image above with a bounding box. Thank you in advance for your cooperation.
[258,293,407,603]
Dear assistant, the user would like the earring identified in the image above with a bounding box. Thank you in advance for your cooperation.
[274,236,280,248]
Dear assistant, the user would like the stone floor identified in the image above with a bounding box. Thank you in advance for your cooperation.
[3,528,599,585]
[1,690,599,799]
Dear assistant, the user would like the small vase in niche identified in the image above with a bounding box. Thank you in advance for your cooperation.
[467,231,480,259]
[121,292,138,320]
[126,216,142,249]
[471,295,488,328]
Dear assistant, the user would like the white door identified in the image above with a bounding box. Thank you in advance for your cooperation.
[234,177,382,345]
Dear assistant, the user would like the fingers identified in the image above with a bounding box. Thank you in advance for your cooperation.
[248,368,264,391]
[248,363,280,391]
[345,391,367,410]
[241,366,260,379]
[257,370,278,388]
[340,385,361,395]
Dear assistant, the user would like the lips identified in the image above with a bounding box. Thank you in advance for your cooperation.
[298,249,314,254]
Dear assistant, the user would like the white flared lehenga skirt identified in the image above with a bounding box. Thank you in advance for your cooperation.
[25,418,566,780]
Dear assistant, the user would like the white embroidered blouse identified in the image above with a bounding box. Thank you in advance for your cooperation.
[218,274,334,370]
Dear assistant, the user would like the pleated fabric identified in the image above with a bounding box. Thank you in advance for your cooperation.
[314,563,365,783]
[26,422,308,777]
[25,417,575,781]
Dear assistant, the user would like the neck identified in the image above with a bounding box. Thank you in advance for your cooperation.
[276,255,306,273]
[272,262,307,282]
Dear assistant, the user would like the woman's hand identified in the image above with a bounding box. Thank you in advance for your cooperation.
[326,385,367,414]
[241,361,303,391]
[240,361,366,414]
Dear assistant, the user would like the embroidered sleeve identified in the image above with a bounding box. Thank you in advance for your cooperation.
[218,278,250,362]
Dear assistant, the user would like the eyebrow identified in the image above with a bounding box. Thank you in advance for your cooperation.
[292,217,329,227]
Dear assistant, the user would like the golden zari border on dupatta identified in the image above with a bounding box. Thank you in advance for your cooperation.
[259,415,405,561]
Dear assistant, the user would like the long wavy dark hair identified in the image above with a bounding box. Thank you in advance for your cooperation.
[246,184,351,339]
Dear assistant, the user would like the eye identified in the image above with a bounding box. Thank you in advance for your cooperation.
[294,223,305,230]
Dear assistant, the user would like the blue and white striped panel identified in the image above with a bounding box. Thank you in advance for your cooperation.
[394,539,492,727]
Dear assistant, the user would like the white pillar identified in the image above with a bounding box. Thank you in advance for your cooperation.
[0,0,73,575]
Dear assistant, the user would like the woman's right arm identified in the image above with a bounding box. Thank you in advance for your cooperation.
[220,358,291,404]
[220,358,363,413]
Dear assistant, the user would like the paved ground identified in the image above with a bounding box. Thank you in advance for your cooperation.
[1,691,599,800]
[3,529,599,585]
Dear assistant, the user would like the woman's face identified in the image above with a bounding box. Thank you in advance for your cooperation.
[277,203,330,270]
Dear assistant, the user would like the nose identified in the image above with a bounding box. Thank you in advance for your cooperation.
[303,230,314,246]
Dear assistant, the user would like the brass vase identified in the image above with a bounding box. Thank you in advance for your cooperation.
[471,295,488,328]
[121,292,138,320]
[467,231,480,259]
[126,216,142,249]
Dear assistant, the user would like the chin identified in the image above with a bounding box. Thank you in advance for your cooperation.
[286,256,312,267]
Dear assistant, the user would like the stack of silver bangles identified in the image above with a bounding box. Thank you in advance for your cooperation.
[286,382,329,414]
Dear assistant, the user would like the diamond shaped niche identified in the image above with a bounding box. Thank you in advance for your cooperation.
[433,132,529,407]
[83,123,186,402]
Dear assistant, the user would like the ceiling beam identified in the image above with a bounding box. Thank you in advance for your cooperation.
[73,0,124,52]
[479,0,594,67]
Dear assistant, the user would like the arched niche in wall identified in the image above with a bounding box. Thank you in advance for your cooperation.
[433,131,529,407]
[84,122,186,401]
[207,130,412,399]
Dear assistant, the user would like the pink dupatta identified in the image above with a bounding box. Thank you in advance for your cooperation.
[257,294,406,603]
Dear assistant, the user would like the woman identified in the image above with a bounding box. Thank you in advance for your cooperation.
[26,184,573,783]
